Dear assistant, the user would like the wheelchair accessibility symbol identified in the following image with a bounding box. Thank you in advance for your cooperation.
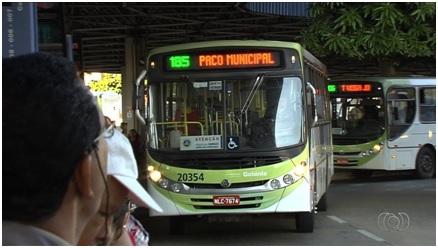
[227,137,239,150]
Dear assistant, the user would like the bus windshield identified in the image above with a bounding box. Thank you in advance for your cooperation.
[147,76,304,151]
[331,96,384,143]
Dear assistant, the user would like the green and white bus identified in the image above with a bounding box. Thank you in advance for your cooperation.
[328,77,436,179]
[135,40,333,233]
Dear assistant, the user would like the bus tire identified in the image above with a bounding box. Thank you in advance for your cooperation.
[414,147,435,179]
[295,210,314,233]
[169,216,185,235]
[316,192,328,211]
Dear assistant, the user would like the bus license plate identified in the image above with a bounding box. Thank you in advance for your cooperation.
[213,196,240,206]
[337,159,349,164]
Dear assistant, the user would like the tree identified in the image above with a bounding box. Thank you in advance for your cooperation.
[298,3,435,76]
[89,73,122,94]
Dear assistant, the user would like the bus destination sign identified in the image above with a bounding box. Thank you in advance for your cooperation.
[165,51,282,71]
[328,83,373,93]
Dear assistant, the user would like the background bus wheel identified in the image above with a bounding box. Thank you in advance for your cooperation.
[316,192,328,211]
[414,147,435,179]
[351,170,373,179]
[169,216,185,235]
[295,210,314,233]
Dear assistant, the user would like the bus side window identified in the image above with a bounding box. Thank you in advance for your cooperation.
[420,88,436,123]
[395,105,406,124]
[420,106,435,122]
[394,92,408,125]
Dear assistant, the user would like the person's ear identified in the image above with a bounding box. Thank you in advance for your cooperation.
[74,154,94,199]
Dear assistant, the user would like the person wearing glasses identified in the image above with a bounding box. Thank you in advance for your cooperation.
[3,53,109,245]
[78,128,162,246]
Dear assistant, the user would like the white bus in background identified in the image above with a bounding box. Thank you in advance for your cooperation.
[329,77,436,179]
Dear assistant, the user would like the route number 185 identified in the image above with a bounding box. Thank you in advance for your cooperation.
[169,55,190,68]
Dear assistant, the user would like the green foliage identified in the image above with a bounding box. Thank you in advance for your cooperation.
[89,73,122,94]
[298,3,436,59]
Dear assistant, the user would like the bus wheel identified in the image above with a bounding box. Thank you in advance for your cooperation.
[295,210,314,233]
[169,216,185,235]
[414,147,435,179]
[352,170,373,179]
[316,192,328,211]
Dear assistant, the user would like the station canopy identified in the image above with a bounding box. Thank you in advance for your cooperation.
[58,2,434,78]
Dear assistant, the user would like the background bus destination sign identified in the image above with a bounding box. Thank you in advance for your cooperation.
[328,83,373,93]
[166,51,282,71]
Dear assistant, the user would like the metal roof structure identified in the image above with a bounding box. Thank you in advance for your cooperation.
[60,2,435,78]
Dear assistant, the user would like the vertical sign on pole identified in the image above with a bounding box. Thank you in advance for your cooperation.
[3,2,38,58]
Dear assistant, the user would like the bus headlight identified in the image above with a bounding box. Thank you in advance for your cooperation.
[159,178,169,188]
[373,144,382,153]
[153,175,187,193]
[149,170,162,182]
[283,174,294,184]
[171,183,182,192]
[293,162,306,177]
[270,179,281,189]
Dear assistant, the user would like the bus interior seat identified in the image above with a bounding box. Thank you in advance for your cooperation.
[174,106,200,135]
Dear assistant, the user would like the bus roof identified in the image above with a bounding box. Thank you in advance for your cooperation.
[148,40,302,54]
[328,77,436,94]
[329,77,436,85]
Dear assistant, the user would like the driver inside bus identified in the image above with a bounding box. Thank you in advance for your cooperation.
[348,107,364,127]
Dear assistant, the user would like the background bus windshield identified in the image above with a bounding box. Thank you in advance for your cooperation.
[331,96,384,144]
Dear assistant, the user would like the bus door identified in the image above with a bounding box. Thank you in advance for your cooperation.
[386,87,416,169]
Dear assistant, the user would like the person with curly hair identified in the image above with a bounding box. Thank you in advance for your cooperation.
[3,53,109,245]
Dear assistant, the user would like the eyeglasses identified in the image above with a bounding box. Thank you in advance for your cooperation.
[111,201,138,244]
[90,123,114,245]
[93,123,115,145]
[91,123,116,245]
[92,144,110,245]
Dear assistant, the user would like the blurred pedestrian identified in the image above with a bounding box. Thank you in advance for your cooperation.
[3,52,109,245]
[128,129,146,175]
[120,122,128,137]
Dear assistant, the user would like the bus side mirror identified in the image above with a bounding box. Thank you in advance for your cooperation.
[135,70,147,125]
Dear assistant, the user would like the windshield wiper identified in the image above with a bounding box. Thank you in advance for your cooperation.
[241,73,264,127]
[182,75,202,98]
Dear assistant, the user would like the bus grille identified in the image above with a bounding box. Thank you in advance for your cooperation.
[334,139,370,145]
[333,151,361,156]
[163,156,285,170]
[185,180,269,189]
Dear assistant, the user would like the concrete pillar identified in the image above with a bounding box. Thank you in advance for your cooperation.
[122,37,147,134]
[122,37,136,132]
